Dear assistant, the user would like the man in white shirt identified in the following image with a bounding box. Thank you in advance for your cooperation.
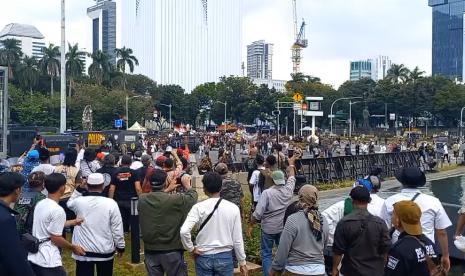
[248,154,265,211]
[28,173,85,276]
[180,172,248,276]
[67,173,125,276]
[381,167,452,273]
[32,148,55,176]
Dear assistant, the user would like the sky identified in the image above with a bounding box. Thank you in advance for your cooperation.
[0,0,432,88]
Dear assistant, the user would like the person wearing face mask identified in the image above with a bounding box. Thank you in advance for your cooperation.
[0,172,35,275]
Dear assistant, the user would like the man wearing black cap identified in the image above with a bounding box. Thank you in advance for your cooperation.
[381,167,451,273]
[138,169,198,276]
[0,172,34,276]
[332,186,390,276]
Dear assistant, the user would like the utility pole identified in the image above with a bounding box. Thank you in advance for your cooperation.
[60,0,66,133]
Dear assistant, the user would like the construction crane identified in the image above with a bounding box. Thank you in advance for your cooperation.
[291,0,308,74]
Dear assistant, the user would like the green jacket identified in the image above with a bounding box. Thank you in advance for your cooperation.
[138,189,198,252]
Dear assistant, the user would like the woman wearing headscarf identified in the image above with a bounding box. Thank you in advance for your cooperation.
[269,185,328,276]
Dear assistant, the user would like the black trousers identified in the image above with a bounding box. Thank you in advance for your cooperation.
[30,262,67,276]
[76,259,114,276]
[116,200,131,232]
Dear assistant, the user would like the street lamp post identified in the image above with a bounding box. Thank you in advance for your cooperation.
[460,106,465,141]
[216,101,227,132]
[126,95,147,130]
[330,96,363,135]
[349,101,362,138]
[60,0,66,133]
[159,103,172,130]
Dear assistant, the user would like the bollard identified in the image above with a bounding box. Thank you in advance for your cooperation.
[130,197,141,264]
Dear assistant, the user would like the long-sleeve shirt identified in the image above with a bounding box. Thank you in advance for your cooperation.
[253,176,296,234]
[0,200,34,276]
[272,211,328,272]
[180,197,247,266]
[67,188,125,261]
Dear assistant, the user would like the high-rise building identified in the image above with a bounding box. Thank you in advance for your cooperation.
[0,23,46,59]
[350,56,392,81]
[350,60,372,81]
[87,0,116,65]
[118,0,243,92]
[252,78,286,93]
[371,56,392,81]
[247,40,273,79]
[428,0,465,81]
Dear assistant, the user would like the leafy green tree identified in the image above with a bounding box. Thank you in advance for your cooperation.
[408,66,425,83]
[66,43,86,97]
[125,74,157,94]
[16,55,40,94]
[115,47,139,90]
[88,50,111,86]
[386,64,410,84]
[39,44,60,96]
[0,38,23,79]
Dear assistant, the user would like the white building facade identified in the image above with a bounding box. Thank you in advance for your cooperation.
[253,78,286,93]
[0,23,46,59]
[247,40,273,79]
[117,0,242,93]
[349,55,392,81]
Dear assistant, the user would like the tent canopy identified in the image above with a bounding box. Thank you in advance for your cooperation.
[128,121,146,132]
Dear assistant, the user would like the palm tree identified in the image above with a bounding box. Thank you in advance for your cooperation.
[386,64,410,84]
[0,38,23,79]
[88,50,111,86]
[408,66,426,83]
[17,55,40,94]
[66,43,86,97]
[39,44,60,96]
[115,47,139,90]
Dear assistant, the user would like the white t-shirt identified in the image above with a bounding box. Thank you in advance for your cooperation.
[368,193,385,218]
[28,198,66,268]
[381,188,452,243]
[32,164,56,175]
[249,167,264,203]
[444,145,449,154]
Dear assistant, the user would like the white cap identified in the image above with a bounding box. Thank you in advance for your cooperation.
[166,146,173,152]
[87,173,104,185]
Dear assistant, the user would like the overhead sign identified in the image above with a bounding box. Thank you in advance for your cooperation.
[293,93,303,102]
[293,103,301,110]
[298,110,324,117]
[114,119,123,129]
[88,132,105,146]
[308,102,320,111]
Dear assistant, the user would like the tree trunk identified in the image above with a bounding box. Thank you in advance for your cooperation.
[123,73,126,91]
[50,76,54,97]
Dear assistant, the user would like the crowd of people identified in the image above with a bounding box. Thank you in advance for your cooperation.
[0,134,464,276]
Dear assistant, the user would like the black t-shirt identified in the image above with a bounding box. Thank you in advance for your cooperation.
[137,165,149,183]
[112,167,139,201]
[97,166,117,197]
[384,232,438,276]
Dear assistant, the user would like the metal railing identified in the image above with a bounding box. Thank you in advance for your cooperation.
[297,152,423,185]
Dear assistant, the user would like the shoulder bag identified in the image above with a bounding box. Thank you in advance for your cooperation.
[198,199,222,233]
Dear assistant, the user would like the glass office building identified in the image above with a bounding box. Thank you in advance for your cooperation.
[350,60,372,81]
[87,0,116,66]
[428,0,465,81]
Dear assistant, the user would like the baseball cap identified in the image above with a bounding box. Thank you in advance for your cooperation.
[349,186,371,203]
[393,200,422,236]
[271,170,286,185]
[27,150,39,159]
[214,163,228,175]
[150,169,167,190]
[87,173,104,185]
[96,152,105,160]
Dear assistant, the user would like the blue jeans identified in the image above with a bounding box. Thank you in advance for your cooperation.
[195,251,234,276]
[261,231,281,276]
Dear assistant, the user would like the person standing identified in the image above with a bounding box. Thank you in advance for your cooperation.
[384,200,440,276]
[216,163,244,213]
[332,186,390,276]
[0,172,35,276]
[80,148,101,179]
[270,185,328,276]
[67,173,125,276]
[96,154,118,197]
[109,154,142,233]
[249,155,266,211]
[54,148,81,228]
[139,169,198,276]
[14,172,46,235]
[28,173,86,276]
[250,155,297,276]
[32,148,55,175]
[180,172,248,276]
[381,167,451,272]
